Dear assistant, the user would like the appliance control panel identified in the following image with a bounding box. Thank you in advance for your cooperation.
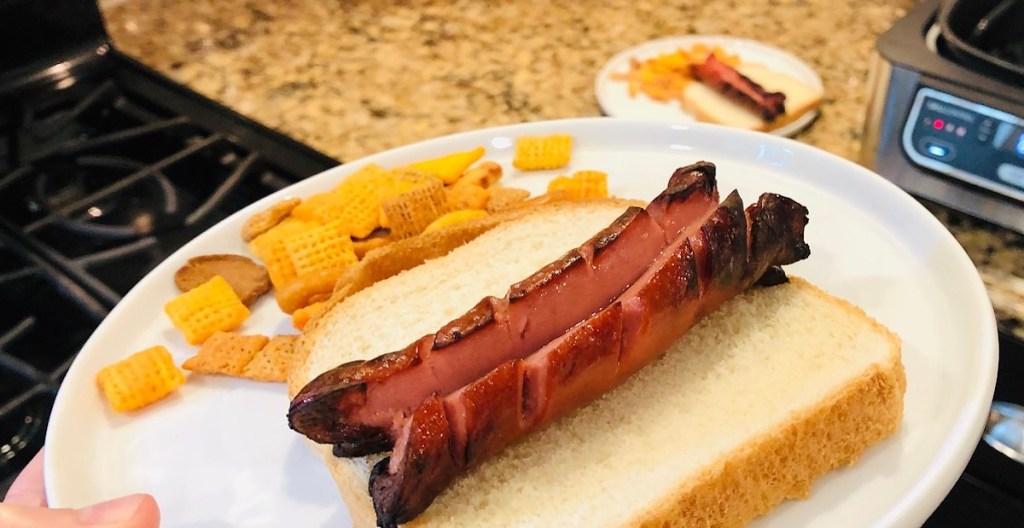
[903,87,1024,204]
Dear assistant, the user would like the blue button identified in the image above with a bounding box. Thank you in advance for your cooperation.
[920,138,955,160]
[1015,133,1024,158]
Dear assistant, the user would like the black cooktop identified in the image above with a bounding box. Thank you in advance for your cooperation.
[0,0,337,491]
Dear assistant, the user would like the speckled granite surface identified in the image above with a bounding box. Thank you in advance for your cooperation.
[100,0,1024,337]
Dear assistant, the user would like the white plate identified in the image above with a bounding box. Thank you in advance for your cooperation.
[46,119,996,528]
[595,36,824,137]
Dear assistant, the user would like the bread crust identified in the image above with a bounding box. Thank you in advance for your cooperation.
[636,289,904,526]
[292,277,903,527]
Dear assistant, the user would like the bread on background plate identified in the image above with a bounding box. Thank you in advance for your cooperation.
[683,64,823,132]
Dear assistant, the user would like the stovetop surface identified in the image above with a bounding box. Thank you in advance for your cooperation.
[0,0,337,488]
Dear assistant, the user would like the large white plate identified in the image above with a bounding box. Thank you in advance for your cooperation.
[595,36,824,137]
[46,119,997,527]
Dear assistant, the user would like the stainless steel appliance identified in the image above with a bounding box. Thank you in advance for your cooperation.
[862,0,1024,234]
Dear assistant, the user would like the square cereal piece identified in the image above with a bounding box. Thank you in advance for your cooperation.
[568,170,608,199]
[513,134,573,171]
[165,275,250,345]
[283,220,358,277]
[546,170,609,201]
[96,345,185,412]
[291,164,391,224]
[293,164,398,238]
[249,217,317,288]
[241,334,301,382]
[381,179,451,239]
[182,331,270,376]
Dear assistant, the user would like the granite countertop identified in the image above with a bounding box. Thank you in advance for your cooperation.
[100,0,1023,337]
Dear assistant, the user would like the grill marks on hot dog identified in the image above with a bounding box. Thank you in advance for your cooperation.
[368,190,810,527]
[288,163,721,454]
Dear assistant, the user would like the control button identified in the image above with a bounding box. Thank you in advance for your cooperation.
[997,164,1024,189]
[920,138,956,161]
[978,118,995,143]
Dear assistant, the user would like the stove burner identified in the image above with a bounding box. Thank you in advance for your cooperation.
[31,156,180,239]
[0,1,337,491]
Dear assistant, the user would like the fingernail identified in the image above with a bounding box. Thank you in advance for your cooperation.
[77,493,146,525]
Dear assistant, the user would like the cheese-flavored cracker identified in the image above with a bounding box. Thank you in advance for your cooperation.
[513,134,573,171]
[96,345,185,412]
[182,331,269,376]
[241,335,302,382]
[164,275,250,345]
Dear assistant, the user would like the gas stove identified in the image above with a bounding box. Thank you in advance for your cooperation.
[0,0,337,492]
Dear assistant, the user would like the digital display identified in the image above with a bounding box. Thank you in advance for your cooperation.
[904,88,1024,203]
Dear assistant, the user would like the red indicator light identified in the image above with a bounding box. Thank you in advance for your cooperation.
[933,118,945,130]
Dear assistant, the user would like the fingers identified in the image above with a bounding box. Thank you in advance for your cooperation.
[0,493,161,528]
[3,448,46,507]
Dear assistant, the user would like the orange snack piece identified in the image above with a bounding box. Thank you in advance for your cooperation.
[96,345,185,412]
[284,220,358,277]
[486,186,531,213]
[547,170,609,201]
[292,301,328,331]
[241,335,302,382]
[513,134,573,171]
[274,267,345,314]
[453,161,502,188]
[241,197,301,242]
[446,183,490,211]
[405,146,486,184]
[423,209,489,234]
[164,275,250,345]
[381,179,451,239]
[249,217,317,288]
[182,331,269,376]
[291,164,401,238]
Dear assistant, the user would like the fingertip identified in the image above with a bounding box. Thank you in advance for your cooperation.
[3,449,46,507]
[77,493,160,527]
[133,494,161,528]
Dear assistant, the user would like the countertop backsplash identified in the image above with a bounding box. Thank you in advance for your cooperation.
[100,0,1024,338]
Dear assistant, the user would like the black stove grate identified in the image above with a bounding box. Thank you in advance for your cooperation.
[0,1,338,491]
[0,231,106,491]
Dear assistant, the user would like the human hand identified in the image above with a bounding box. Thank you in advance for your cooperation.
[0,448,160,527]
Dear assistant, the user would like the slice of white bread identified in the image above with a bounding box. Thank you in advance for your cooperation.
[291,202,905,528]
[682,64,823,132]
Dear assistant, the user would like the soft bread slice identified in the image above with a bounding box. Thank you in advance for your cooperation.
[293,210,904,527]
[682,64,823,132]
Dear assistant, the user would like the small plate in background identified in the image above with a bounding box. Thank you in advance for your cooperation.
[595,35,824,137]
